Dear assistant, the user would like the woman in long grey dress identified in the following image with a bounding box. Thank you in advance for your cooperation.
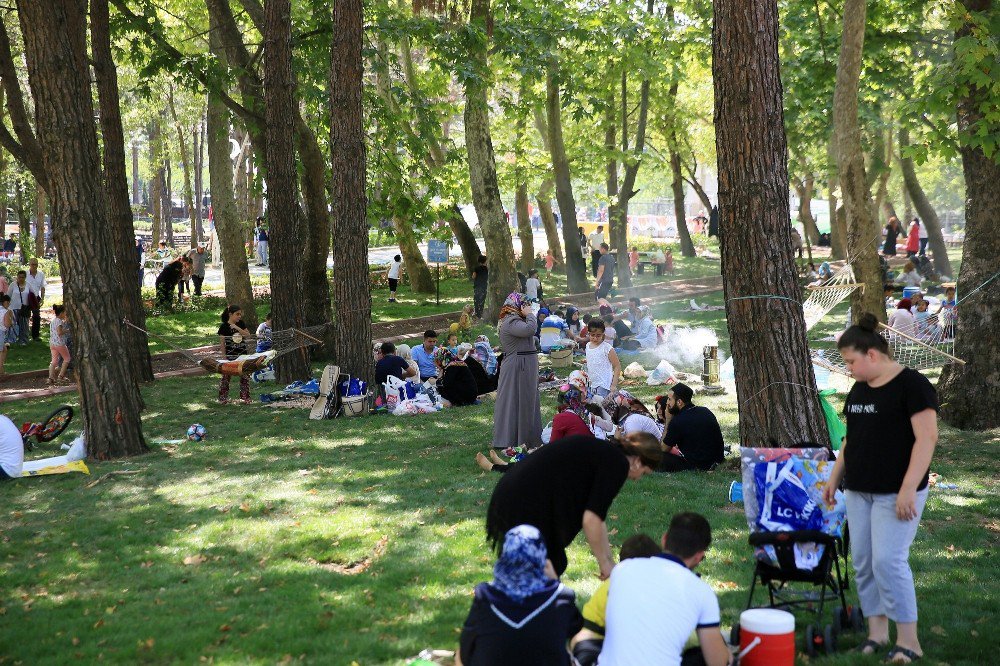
[492,292,543,449]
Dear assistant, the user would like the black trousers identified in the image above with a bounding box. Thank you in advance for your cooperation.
[192,275,204,296]
[591,249,601,276]
[658,454,701,473]
[474,288,487,317]
[30,304,41,340]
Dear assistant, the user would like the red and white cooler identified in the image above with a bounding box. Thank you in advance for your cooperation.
[738,608,795,666]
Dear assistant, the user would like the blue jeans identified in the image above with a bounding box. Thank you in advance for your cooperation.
[845,489,928,623]
[918,238,928,255]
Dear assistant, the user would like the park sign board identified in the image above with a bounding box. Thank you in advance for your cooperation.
[427,239,449,264]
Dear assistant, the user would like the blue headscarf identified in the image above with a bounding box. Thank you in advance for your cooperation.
[491,525,555,602]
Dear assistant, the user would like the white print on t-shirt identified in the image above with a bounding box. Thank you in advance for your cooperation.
[846,403,877,414]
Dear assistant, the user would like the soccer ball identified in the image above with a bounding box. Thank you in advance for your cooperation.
[186,424,207,442]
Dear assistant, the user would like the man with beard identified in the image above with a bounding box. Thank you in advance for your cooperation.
[657,383,725,472]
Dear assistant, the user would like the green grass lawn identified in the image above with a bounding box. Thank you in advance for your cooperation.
[1,340,996,664]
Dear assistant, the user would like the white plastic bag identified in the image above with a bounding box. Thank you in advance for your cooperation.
[646,359,679,386]
[623,362,647,379]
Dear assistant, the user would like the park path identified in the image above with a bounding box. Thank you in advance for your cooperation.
[0,272,726,404]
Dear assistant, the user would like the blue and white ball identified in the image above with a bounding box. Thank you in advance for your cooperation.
[186,423,207,442]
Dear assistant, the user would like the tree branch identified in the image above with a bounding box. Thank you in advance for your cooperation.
[0,17,43,181]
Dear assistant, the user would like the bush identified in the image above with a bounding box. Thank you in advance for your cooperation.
[1,257,61,278]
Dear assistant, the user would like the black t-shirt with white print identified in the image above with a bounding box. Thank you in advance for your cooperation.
[842,367,937,494]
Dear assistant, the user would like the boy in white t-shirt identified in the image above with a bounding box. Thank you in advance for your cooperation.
[585,319,620,401]
[525,269,541,301]
[599,513,732,666]
[386,254,403,302]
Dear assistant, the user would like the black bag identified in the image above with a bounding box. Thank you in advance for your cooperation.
[17,287,29,317]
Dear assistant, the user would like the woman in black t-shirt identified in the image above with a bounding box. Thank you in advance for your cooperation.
[485,433,662,580]
[217,305,253,404]
[823,313,937,664]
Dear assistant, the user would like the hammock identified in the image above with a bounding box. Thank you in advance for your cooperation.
[124,319,327,376]
[802,266,862,332]
[811,320,964,377]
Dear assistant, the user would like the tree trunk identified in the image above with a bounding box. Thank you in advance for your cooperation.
[712,0,828,447]
[901,175,912,221]
[92,0,154,382]
[163,152,173,246]
[463,0,520,320]
[832,0,885,322]
[545,60,588,293]
[15,182,30,262]
[17,0,147,458]
[168,87,197,248]
[446,204,483,277]
[937,0,999,430]
[263,0,310,382]
[536,179,563,266]
[827,140,847,260]
[149,119,163,246]
[685,168,714,213]
[194,119,205,243]
[34,185,45,256]
[294,118,333,328]
[794,174,821,244]
[670,147,695,257]
[898,127,955,278]
[207,10,257,331]
[330,0,373,383]
[515,182,534,274]
[391,216,434,293]
[131,140,140,205]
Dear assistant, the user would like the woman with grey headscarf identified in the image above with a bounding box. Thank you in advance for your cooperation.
[492,292,542,449]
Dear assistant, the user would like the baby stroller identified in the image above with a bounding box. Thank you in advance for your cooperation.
[731,447,863,657]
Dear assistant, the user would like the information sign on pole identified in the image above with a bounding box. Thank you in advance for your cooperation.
[426,240,449,305]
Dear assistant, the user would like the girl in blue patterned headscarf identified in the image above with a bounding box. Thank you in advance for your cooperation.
[491,524,557,602]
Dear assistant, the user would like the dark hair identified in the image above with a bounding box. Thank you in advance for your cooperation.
[424,329,437,339]
[629,297,641,307]
[16,270,25,278]
[0,294,9,304]
[883,284,895,293]
[582,313,593,324]
[671,383,694,405]
[619,432,663,469]
[477,255,487,264]
[620,533,662,560]
[380,342,395,355]
[602,313,614,324]
[597,225,603,231]
[837,313,889,355]
[221,304,242,324]
[264,311,272,320]
[599,242,610,250]
[588,318,606,333]
[393,254,401,262]
[664,512,712,559]
[53,304,65,317]
[528,269,538,277]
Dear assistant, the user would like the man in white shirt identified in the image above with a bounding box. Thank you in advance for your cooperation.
[25,258,45,341]
[387,254,403,302]
[599,513,732,666]
[0,414,23,479]
[588,225,606,277]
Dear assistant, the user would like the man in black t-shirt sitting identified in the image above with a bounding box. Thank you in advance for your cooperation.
[658,383,725,472]
[374,342,416,388]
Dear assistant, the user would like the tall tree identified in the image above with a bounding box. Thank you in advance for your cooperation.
[531,109,563,267]
[832,0,885,322]
[937,0,999,429]
[897,127,955,277]
[16,0,147,457]
[330,0,372,383]
[713,0,827,446]
[91,0,154,382]
[545,59,589,293]
[262,0,309,381]
[207,8,256,331]
[167,86,198,248]
[463,0,519,319]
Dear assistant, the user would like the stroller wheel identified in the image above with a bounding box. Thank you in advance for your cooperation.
[849,605,864,632]
[823,624,838,654]
[729,623,741,646]
[804,624,818,657]
[833,607,844,635]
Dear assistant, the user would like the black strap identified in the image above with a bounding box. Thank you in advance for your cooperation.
[516,350,538,356]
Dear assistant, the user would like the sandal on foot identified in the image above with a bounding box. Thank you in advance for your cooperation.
[855,639,887,655]
[885,646,922,663]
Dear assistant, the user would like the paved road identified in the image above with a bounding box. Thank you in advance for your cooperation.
[44,230,559,301]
